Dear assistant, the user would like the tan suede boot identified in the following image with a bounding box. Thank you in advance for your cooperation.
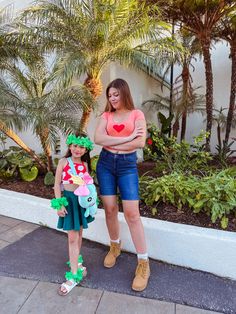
[132,258,150,291]
[104,241,121,268]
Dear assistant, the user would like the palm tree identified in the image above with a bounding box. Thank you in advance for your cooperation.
[0,78,47,171]
[5,57,94,171]
[143,82,205,140]
[217,10,236,152]
[0,4,18,68]
[12,0,181,131]
[0,4,38,70]
[160,0,236,150]
[143,29,205,140]
[205,106,236,161]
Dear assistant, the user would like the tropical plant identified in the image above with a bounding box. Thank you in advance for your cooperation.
[0,4,18,69]
[144,124,211,173]
[217,9,236,152]
[0,146,39,181]
[0,77,47,171]
[143,83,205,139]
[44,171,55,186]
[155,28,205,140]
[12,0,183,131]
[0,4,39,70]
[142,30,205,140]
[160,0,236,150]
[5,57,94,171]
[139,167,236,229]
[212,107,236,164]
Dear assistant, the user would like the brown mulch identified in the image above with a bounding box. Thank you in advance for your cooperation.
[0,162,235,232]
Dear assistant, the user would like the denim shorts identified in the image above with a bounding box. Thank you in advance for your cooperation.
[96,149,139,200]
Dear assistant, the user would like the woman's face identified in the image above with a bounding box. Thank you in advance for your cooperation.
[108,87,123,110]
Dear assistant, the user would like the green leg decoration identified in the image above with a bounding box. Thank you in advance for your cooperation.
[66,254,84,268]
[65,268,84,283]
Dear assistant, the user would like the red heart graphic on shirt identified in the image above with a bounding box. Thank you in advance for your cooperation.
[113,124,125,132]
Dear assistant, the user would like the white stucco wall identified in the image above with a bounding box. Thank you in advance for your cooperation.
[2,0,235,155]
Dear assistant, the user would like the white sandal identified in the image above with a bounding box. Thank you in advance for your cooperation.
[57,279,77,296]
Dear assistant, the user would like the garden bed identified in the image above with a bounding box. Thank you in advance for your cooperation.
[0,161,235,232]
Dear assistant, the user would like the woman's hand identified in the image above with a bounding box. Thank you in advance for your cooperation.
[129,126,145,140]
[57,206,68,217]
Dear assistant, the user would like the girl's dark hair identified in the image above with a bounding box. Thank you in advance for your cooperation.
[104,78,135,112]
[64,132,91,171]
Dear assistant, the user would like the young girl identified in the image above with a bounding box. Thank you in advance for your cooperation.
[51,133,95,296]
[94,78,150,292]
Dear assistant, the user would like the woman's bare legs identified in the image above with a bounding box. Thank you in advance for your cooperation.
[101,195,121,267]
[122,200,147,253]
[123,200,150,291]
[101,195,120,240]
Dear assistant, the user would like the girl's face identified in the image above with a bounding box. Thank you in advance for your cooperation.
[69,144,87,158]
[108,87,123,110]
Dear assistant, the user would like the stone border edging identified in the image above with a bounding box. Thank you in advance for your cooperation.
[0,189,235,280]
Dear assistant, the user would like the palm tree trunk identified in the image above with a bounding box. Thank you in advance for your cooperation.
[172,118,179,137]
[80,76,103,132]
[0,122,47,172]
[202,39,214,151]
[224,43,236,150]
[180,63,189,141]
[217,123,222,150]
[79,107,92,133]
[181,111,187,141]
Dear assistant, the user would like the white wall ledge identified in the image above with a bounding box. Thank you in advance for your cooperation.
[0,188,235,281]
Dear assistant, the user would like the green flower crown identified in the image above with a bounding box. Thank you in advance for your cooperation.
[66,134,94,151]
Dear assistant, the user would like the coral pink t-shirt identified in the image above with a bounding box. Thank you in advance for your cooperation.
[101,109,145,150]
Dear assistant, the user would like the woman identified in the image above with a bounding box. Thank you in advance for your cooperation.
[94,78,150,291]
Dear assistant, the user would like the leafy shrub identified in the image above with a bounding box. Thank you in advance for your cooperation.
[139,167,236,229]
[44,171,55,186]
[0,147,39,181]
[144,127,212,174]
[19,166,39,182]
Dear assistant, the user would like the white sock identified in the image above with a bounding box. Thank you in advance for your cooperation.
[110,238,120,244]
[137,253,148,260]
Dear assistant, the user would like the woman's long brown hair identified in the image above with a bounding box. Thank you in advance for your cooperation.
[104,78,135,112]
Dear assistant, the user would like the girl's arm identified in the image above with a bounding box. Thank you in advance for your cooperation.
[110,120,147,150]
[53,158,65,198]
[54,158,68,216]
[94,117,143,146]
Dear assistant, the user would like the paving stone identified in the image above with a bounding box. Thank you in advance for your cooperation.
[0,227,235,314]
[0,239,10,249]
[176,304,223,314]
[18,281,103,314]
[0,276,37,313]
[0,222,11,234]
[96,291,175,314]
[0,221,39,243]
[0,215,22,227]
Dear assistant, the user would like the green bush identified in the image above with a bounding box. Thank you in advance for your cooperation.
[140,167,236,229]
[19,166,39,182]
[0,147,39,181]
[44,171,55,186]
[144,127,212,174]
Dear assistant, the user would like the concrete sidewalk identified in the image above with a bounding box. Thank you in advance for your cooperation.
[0,215,229,314]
